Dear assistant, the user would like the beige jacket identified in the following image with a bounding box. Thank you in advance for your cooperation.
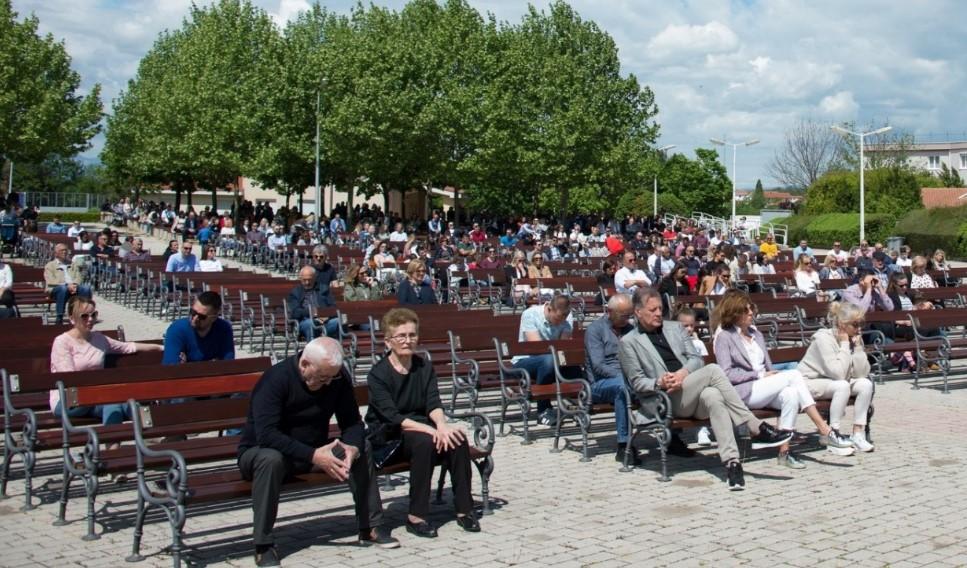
[797,328,871,380]
[44,260,86,290]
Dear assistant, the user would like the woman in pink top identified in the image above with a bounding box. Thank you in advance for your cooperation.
[50,297,162,426]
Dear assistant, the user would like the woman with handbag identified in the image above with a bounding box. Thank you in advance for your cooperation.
[365,308,480,537]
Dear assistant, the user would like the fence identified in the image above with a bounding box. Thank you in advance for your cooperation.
[20,192,101,212]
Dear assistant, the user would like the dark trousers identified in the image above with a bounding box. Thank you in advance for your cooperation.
[238,443,383,547]
[393,430,473,518]
[0,288,13,308]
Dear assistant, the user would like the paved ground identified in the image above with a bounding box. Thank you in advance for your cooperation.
[3,226,967,567]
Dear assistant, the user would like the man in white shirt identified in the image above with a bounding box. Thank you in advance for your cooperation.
[267,226,289,250]
[647,246,675,280]
[388,222,408,243]
[828,240,849,262]
[67,221,83,238]
[614,251,652,294]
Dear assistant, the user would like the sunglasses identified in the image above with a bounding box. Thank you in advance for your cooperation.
[189,308,210,321]
[78,311,99,321]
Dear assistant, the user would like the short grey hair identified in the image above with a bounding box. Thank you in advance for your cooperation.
[312,245,328,257]
[631,287,661,309]
[301,337,344,369]
[607,293,632,311]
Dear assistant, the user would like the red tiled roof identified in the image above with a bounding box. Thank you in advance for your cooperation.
[920,187,967,209]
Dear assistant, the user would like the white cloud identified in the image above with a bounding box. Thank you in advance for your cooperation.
[819,91,858,117]
[647,21,739,59]
[12,0,967,188]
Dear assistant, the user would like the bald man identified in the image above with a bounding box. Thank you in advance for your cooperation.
[584,294,637,463]
[238,338,399,565]
[288,265,339,341]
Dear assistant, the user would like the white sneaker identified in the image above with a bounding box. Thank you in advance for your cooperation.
[819,430,853,449]
[850,432,875,452]
[696,426,713,447]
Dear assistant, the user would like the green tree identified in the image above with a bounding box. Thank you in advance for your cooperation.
[938,163,963,187]
[658,148,731,217]
[0,0,102,192]
[748,178,766,209]
[803,167,922,219]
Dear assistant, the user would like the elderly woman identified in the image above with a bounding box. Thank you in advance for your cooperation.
[712,292,854,468]
[198,245,224,272]
[50,297,162,432]
[909,255,937,289]
[365,308,479,536]
[797,301,876,452]
[397,260,436,305]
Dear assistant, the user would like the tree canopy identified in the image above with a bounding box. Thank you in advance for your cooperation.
[0,0,101,169]
[104,0,697,218]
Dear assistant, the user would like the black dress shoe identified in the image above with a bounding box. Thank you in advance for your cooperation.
[727,461,745,491]
[666,434,697,458]
[455,514,480,532]
[254,545,281,567]
[615,445,642,466]
[405,520,438,538]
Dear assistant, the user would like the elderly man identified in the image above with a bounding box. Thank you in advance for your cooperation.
[647,245,675,281]
[614,251,651,295]
[162,291,235,364]
[125,238,152,262]
[267,225,288,250]
[44,243,92,324]
[585,294,637,463]
[165,240,200,272]
[618,287,793,490]
[514,294,573,426]
[288,266,339,341]
[238,338,398,566]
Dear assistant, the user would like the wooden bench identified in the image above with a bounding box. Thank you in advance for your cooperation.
[113,378,495,567]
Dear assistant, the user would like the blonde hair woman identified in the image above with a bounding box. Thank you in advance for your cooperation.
[909,256,937,289]
[797,302,875,452]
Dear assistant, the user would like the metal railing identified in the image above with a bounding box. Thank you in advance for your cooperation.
[21,192,99,210]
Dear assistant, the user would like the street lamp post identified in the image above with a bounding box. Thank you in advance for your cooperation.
[709,137,759,227]
[831,124,892,242]
[314,89,321,227]
[653,144,676,217]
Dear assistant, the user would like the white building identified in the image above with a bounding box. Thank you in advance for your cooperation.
[870,140,967,175]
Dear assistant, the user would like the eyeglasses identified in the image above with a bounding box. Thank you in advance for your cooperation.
[305,373,341,385]
[389,333,419,343]
[189,308,211,321]
[312,255,325,259]
[79,311,98,321]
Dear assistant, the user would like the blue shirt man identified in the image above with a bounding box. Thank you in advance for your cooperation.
[499,229,518,248]
[514,296,573,424]
[584,294,636,463]
[165,241,201,272]
[46,219,67,234]
[791,240,815,262]
[329,214,346,236]
[162,291,235,364]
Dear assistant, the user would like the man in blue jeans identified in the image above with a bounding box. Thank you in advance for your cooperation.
[514,295,573,426]
[288,265,340,341]
[584,294,636,463]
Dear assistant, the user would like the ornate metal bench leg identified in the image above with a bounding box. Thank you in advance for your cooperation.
[549,410,563,454]
[125,498,148,563]
[21,449,36,511]
[656,427,671,482]
[169,503,187,568]
[578,414,591,463]
[497,399,509,437]
[476,456,494,515]
[0,450,10,498]
[82,472,100,541]
[53,464,72,526]
[519,401,532,445]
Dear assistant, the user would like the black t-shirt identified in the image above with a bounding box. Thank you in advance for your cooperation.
[643,325,683,373]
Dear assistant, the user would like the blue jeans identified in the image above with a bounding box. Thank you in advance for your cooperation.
[591,377,629,443]
[54,400,130,426]
[50,284,92,318]
[298,317,341,341]
[772,362,798,372]
[513,354,555,413]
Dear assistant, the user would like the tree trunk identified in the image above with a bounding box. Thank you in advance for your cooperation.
[345,182,354,226]
[400,188,407,220]
[186,188,193,210]
[453,186,460,226]
[558,187,569,223]
[211,187,217,212]
[298,189,304,215]
[174,186,182,212]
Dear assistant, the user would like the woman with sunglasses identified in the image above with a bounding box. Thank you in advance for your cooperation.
[712,292,854,468]
[397,260,436,305]
[797,301,876,452]
[198,245,224,272]
[50,297,162,429]
[365,308,479,537]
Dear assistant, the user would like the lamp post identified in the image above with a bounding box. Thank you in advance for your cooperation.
[653,144,676,217]
[709,137,759,227]
[831,124,892,242]
[313,89,321,227]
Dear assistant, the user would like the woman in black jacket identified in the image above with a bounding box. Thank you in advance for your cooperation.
[396,260,437,305]
[365,308,479,537]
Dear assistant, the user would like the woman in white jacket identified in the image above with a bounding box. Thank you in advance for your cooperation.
[798,302,876,452]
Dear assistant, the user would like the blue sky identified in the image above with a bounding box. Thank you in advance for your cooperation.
[15,0,967,188]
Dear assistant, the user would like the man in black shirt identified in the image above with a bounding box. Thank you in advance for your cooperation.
[238,337,399,566]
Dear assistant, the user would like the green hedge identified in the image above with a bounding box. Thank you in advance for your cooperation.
[768,213,894,248]
[38,211,104,223]
[894,205,967,257]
